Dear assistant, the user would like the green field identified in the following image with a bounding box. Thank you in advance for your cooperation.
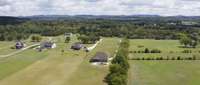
[129,39,200,59]
[0,35,119,85]
[2,38,200,85]
[66,38,119,85]
[128,61,200,85]
[0,41,16,55]
[128,39,200,85]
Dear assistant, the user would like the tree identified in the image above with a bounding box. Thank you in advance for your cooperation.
[31,35,42,42]
[179,33,199,48]
[144,48,150,53]
[65,36,70,43]
[190,40,198,48]
[179,34,192,48]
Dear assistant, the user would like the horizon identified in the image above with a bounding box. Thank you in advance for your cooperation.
[1,0,200,16]
[2,14,200,17]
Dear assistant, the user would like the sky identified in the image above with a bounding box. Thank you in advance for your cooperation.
[0,0,200,16]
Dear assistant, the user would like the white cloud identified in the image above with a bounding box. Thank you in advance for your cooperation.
[0,0,200,16]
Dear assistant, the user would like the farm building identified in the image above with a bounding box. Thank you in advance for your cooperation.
[90,52,108,65]
[15,41,25,49]
[71,42,83,50]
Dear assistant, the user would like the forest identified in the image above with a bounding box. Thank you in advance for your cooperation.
[0,15,200,41]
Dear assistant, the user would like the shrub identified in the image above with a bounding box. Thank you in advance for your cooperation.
[193,55,197,60]
[144,48,150,53]
[182,50,192,53]
[151,49,161,53]
[137,45,144,48]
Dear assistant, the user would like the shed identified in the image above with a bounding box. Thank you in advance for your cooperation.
[90,52,108,63]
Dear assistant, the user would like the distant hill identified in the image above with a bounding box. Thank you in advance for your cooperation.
[0,16,29,25]
[23,15,200,21]
[24,15,161,21]
[1,15,200,25]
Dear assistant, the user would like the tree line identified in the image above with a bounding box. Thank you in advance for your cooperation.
[0,19,200,41]
[130,56,197,61]
[105,39,130,85]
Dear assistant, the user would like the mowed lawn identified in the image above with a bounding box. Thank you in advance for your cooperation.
[0,35,86,85]
[0,39,38,55]
[0,36,119,85]
[128,61,200,85]
[129,39,200,59]
[66,37,120,85]
[0,41,16,55]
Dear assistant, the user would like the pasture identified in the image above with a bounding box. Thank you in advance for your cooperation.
[128,61,200,85]
[129,39,200,59]
[128,39,200,85]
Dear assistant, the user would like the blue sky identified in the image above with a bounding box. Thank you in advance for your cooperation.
[0,0,200,16]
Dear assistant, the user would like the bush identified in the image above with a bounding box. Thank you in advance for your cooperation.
[31,35,42,42]
[182,50,192,53]
[151,49,161,53]
[144,48,150,53]
[10,46,15,49]
[137,45,144,48]
[193,55,197,60]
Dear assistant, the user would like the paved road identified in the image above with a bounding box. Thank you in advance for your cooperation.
[0,43,40,58]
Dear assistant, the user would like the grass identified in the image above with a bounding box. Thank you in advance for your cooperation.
[129,39,200,59]
[0,37,40,55]
[0,41,16,55]
[0,36,119,85]
[128,61,200,85]
[128,39,200,85]
[0,49,48,80]
[0,35,86,85]
[66,37,120,85]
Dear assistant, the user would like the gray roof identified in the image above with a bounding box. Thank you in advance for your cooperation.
[90,52,108,62]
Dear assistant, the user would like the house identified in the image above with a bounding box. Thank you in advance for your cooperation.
[90,52,108,65]
[40,41,56,49]
[71,42,83,50]
[15,41,25,49]
[64,33,72,38]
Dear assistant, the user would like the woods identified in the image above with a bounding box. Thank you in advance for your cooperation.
[1,17,200,42]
